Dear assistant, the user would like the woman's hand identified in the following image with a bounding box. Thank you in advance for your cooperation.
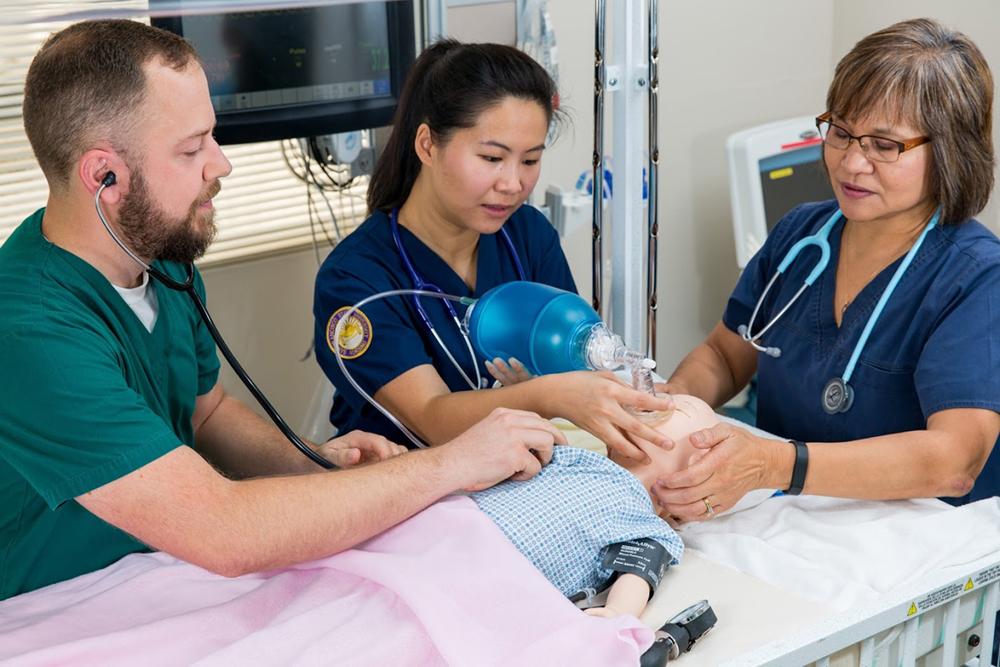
[650,422,788,521]
[653,380,689,396]
[316,431,408,468]
[544,371,675,462]
[486,357,533,386]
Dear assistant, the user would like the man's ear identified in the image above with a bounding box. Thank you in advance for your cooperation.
[414,123,435,167]
[79,149,128,204]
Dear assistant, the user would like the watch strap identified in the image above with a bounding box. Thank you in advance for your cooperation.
[786,440,808,495]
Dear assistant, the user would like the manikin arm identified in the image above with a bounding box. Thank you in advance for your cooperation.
[583,574,651,619]
[373,364,673,462]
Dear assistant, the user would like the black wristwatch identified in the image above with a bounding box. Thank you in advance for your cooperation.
[786,440,809,496]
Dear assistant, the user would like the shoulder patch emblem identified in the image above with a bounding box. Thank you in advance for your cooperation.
[326,307,373,360]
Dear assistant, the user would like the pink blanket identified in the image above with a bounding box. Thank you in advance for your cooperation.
[0,495,652,665]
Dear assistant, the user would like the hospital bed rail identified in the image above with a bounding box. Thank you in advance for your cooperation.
[725,562,1000,667]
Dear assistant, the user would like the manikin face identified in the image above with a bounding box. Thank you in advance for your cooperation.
[824,112,935,230]
[610,395,718,512]
[421,96,547,234]
[115,60,232,263]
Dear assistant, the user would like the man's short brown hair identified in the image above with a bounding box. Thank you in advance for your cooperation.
[22,19,200,192]
[826,18,994,224]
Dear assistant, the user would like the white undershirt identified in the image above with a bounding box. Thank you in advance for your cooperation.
[111,271,160,333]
[40,231,161,332]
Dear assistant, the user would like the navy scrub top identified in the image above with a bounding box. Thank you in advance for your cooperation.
[314,205,577,445]
[723,199,1000,505]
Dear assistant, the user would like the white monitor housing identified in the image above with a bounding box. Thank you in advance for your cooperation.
[726,116,834,268]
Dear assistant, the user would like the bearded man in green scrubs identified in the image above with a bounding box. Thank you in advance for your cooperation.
[0,19,559,600]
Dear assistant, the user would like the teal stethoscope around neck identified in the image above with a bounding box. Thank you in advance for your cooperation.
[738,206,940,414]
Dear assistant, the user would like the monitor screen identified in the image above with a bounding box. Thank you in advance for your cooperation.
[152,1,415,144]
[726,116,835,268]
[758,145,832,233]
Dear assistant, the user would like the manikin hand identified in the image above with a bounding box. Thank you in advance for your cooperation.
[315,431,408,468]
[650,422,782,521]
[442,407,565,492]
[486,357,533,386]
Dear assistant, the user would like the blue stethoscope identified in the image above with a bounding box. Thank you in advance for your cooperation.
[390,207,527,390]
[739,206,940,414]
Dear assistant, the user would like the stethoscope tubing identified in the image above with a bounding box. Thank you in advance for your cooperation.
[390,207,527,391]
[332,288,476,450]
[741,205,940,394]
[95,184,336,469]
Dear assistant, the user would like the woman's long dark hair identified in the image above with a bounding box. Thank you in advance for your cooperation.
[367,39,560,215]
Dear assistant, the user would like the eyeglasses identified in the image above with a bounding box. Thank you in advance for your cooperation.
[815,111,931,163]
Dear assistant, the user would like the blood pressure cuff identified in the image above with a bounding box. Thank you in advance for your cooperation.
[600,537,671,600]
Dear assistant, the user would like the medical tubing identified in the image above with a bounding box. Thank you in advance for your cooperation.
[744,279,809,345]
[457,318,484,389]
[98,186,332,466]
[842,211,939,382]
[95,185,334,470]
[429,317,481,391]
[332,289,476,450]
[188,288,336,469]
[96,183,153,273]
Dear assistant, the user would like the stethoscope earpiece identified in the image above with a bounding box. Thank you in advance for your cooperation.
[101,171,117,188]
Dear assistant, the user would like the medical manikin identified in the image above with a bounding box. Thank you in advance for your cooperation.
[469,395,717,619]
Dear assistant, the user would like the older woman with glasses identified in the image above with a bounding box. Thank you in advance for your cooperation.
[652,18,1000,522]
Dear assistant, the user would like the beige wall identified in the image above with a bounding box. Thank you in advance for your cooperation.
[201,248,330,435]
[204,2,1000,432]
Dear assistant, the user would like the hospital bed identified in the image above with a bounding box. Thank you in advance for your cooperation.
[302,378,1000,666]
[561,418,1000,667]
[2,419,996,666]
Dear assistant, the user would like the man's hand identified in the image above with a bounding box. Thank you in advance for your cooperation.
[441,408,566,492]
[315,431,407,468]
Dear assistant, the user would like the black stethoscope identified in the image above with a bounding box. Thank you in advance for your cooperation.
[738,206,940,415]
[389,206,527,390]
[95,172,335,469]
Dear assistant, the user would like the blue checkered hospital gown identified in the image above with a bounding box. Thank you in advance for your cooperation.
[469,446,683,598]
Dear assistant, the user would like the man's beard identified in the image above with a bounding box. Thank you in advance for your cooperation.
[115,168,221,264]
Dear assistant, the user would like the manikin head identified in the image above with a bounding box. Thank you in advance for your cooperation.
[610,395,719,517]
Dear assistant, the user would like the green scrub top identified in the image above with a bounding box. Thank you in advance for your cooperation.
[0,209,220,599]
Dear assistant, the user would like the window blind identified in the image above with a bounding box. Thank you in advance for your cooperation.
[0,1,369,267]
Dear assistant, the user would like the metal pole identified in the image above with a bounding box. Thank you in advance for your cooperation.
[646,0,659,359]
[592,0,606,317]
[609,0,646,352]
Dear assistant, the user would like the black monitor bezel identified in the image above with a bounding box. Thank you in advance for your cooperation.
[151,1,415,145]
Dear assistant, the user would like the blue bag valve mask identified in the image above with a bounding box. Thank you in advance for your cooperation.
[462,282,651,376]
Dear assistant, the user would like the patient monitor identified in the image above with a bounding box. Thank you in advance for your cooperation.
[727,116,835,268]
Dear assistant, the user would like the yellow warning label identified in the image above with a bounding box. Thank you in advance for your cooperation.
[769,167,794,180]
[965,578,974,591]
[907,603,917,616]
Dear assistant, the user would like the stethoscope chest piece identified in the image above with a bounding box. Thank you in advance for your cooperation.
[822,376,854,414]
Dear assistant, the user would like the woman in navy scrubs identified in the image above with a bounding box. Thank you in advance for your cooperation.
[314,40,671,458]
[654,18,1000,520]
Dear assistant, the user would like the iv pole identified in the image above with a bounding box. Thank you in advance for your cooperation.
[593,0,659,360]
